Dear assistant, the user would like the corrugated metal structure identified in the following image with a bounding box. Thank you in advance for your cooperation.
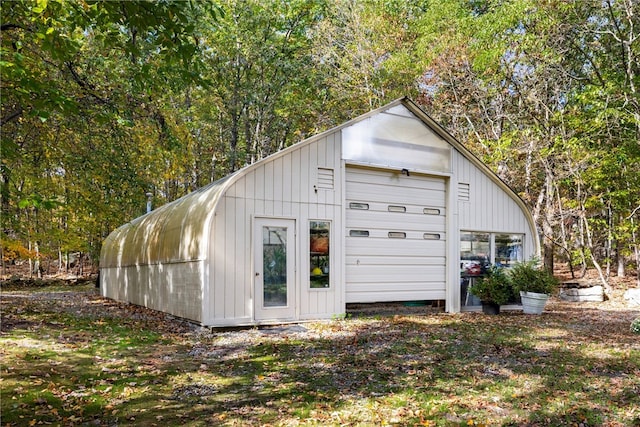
[100,98,539,327]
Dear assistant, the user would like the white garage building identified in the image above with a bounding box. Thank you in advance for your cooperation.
[100,98,539,327]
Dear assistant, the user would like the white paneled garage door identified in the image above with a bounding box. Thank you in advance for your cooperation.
[345,167,446,303]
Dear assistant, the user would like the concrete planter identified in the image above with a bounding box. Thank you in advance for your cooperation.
[623,288,640,306]
[520,291,549,315]
[560,285,604,302]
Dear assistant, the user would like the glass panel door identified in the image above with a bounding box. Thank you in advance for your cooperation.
[255,218,295,320]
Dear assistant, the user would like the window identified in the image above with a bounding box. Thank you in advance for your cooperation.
[460,232,490,276]
[341,104,452,173]
[262,226,288,306]
[460,231,524,307]
[495,234,524,268]
[388,231,406,238]
[388,205,406,213]
[349,230,369,237]
[423,233,440,240]
[310,221,330,289]
[349,202,369,210]
[423,208,441,215]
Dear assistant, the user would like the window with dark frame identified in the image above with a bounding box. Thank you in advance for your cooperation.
[310,221,330,289]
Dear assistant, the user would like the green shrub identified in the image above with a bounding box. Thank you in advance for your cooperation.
[470,265,513,305]
[509,259,559,295]
[631,317,640,335]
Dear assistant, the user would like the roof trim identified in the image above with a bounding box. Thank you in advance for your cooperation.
[399,97,540,256]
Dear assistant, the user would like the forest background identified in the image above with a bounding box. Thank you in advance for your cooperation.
[1,0,639,289]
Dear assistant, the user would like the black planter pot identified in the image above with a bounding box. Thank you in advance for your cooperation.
[481,302,500,315]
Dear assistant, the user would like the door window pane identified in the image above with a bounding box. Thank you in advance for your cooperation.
[263,226,287,306]
[349,202,369,210]
[388,205,406,212]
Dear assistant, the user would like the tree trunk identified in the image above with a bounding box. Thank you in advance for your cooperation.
[28,241,33,279]
[581,198,612,296]
[1,244,5,277]
[34,242,41,279]
[542,162,555,272]
[616,240,625,278]
[630,215,640,287]
[605,197,613,278]
[555,183,575,278]
[543,226,554,273]
[77,252,83,276]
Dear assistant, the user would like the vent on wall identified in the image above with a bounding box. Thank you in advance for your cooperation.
[458,182,470,201]
[317,168,334,189]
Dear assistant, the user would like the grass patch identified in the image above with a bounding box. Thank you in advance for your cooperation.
[2,284,639,426]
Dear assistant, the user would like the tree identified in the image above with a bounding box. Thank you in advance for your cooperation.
[195,0,327,173]
[310,0,426,121]
[1,0,222,270]
[413,0,639,287]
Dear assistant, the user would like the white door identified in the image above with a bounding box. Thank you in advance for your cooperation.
[254,218,296,321]
[345,167,447,303]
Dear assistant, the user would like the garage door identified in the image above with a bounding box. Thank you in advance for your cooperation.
[345,167,446,303]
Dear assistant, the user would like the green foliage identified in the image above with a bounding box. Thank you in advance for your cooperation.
[200,0,328,173]
[632,317,640,335]
[311,0,422,121]
[510,259,560,295]
[470,265,513,305]
[1,238,35,262]
[1,0,225,267]
[17,193,61,210]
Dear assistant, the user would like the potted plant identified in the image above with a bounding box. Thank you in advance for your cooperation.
[470,265,512,315]
[510,259,559,314]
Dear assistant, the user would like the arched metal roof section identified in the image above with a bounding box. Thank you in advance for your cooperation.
[100,173,236,268]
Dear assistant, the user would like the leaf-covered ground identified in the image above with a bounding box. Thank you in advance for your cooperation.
[1,283,639,426]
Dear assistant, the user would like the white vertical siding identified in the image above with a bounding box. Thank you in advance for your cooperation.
[101,261,204,322]
[204,132,344,326]
[453,149,536,259]
[446,176,460,313]
[212,199,227,320]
